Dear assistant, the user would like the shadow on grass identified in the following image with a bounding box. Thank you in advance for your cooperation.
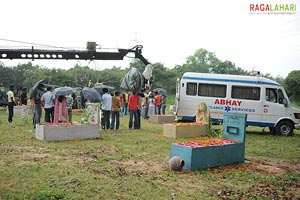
[246,127,300,137]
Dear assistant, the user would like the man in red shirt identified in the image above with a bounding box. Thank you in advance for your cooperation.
[128,91,140,129]
[154,91,161,115]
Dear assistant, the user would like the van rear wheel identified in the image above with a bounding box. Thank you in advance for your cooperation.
[275,121,294,136]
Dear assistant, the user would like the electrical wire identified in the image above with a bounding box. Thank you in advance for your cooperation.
[0,38,78,50]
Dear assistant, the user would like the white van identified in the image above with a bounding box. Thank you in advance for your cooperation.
[175,72,300,136]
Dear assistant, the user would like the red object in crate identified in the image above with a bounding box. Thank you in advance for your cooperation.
[176,138,238,148]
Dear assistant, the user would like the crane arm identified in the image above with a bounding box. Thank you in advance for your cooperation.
[0,45,150,65]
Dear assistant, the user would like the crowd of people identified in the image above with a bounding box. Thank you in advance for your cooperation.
[100,88,167,130]
[5,83,168,131]
[5,84,75,128]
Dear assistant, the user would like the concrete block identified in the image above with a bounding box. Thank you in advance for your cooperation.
[149,115,175,124]
[36,124,99,141]
[169,112,247,171]
[170,142,245,171]
[7,106,33,115]
[163,122,209,138]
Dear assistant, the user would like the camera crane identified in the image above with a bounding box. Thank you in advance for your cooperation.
[0,43,150,65]
[0,42,153,91]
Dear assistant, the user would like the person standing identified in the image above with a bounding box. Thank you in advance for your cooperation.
[143,90,151,119]
[101,88,112,130]
[41,87,55,123]
[7,85,16,123]
[110,91,121,130]
[118,92,124,116]
[20,88,28,120]
[33,84,45,128]
[154,91,161,115]
[66,95,74,122]
[122,91,129,115]
[53,95,68,123]
[128,91,140,129]
[161,95,167,115]
[148,93,155,117]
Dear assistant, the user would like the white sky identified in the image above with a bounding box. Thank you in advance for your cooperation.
[1,0,299,77]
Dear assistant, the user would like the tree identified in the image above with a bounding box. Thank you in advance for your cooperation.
[212,60,249,75]
[284,70,300,102]
[184,48,220,73]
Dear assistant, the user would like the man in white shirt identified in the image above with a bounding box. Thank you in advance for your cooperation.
[41,87,54,123]
[101,88,112,130]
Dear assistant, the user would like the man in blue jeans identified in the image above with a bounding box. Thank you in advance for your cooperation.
[110,91,121,130]
[128,91,140,129]
[33,84,45,128]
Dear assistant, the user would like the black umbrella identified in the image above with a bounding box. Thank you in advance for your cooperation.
[52,87,76,97]
[32,79,45,91]
[82,87,102,103]
[153,88,167,96]
[30,79,45,99]
[93,84,114,93]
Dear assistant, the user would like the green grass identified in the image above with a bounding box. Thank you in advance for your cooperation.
[0,108,299,199]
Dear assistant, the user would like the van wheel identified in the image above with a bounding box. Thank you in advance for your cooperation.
[275,121,294,136]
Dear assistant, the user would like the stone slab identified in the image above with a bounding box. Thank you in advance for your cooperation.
[163,123,209,138]
[149,115,175,124]
[36,124,99,141]
[7,106,33,115]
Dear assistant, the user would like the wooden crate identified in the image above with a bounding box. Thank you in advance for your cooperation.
[163,122,208,138]
[170,113,247,170]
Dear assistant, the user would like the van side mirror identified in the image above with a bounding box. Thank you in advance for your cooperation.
[282,98,288,107]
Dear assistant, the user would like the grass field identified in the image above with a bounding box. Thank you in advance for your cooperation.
[0,107,299,199]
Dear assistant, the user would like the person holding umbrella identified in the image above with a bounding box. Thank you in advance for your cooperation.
[32,84,45,128]
[53,95,68,123]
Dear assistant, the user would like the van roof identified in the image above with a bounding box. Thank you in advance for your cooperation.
[182,72,281,87]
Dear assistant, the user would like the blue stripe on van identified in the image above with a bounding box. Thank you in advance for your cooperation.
[180,116,275,127]
[210,118,275,127]
[182,76,280,86]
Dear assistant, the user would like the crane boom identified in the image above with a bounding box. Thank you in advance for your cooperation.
[0,45,150,65]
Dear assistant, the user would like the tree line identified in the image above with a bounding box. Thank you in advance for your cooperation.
[0,48,299,104]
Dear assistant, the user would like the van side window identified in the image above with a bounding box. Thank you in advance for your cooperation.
[198,83,226,98]
[232,86,260,100]
[186,82,197,96]
[266,88,277,103]
[278,89,284,104]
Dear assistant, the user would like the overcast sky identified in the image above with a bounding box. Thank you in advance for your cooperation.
[1,0,299,77]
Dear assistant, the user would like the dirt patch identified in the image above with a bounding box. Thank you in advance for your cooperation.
[108,160,167,173]
[205,157,300,174]
[97,146,119,153]
[245,157,300,174]
[13,152,97,165]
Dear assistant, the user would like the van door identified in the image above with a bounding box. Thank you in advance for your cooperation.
[262,88,287,126]
[175,78,181,119]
